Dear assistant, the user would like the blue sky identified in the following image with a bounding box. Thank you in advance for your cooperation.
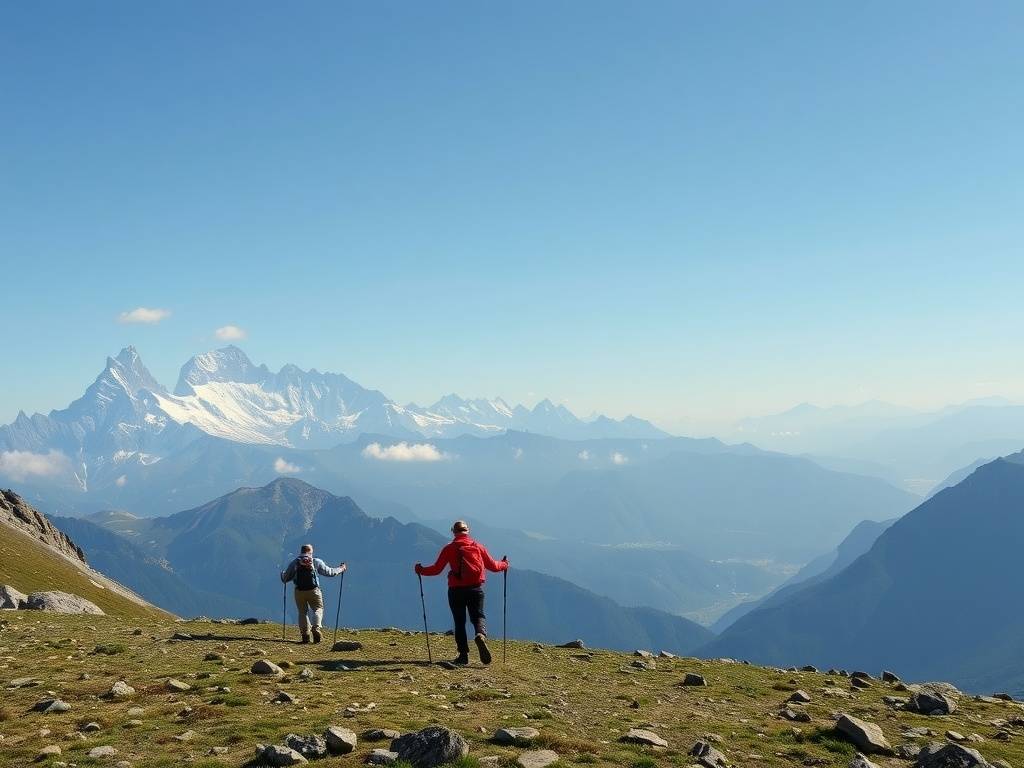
[2,1,1023,433]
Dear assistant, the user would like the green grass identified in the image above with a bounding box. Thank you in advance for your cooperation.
[93,642,127,655]
[2,615,1024,768]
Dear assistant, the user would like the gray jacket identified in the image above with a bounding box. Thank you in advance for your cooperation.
[280,557,343,589]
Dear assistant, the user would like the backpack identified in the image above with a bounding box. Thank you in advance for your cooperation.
[294,555,318,591]
[452,539,485,584]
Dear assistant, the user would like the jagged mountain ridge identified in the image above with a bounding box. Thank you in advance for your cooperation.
[0,346,668,491]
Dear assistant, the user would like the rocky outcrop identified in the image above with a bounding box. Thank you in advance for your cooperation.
[391,726,469,768]
[22,590,104,614]
[1,489,85,562]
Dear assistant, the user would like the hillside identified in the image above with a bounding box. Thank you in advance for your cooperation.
[0,490,170,620]
[2,615,1024,768]
[86,478,713,653]
[702,459,1024,695]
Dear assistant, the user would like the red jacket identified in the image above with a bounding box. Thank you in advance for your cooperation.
[416,533,508,587]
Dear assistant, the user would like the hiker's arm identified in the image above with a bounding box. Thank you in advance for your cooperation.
[480,546,508,573]
[315,558,346,577]
[415,545,450,576]
[280,560,295,583]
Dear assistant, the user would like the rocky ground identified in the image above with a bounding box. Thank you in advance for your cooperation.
[2,614,1023,768]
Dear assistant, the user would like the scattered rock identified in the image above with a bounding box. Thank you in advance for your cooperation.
[993,693,1015,702]
[391,726,469,768]
[898,745,924,759]
[285,733,328,759]
[557,639,585,649]
[781,707,811,722]
[801,665,818,673]
[273,690,298,704]
[659,651,677,659]
[0,584,27,609]
[634,649,654,658]
[915,742,990,768]
[910,687,958,716]
[82,722,102,733]
[106,681,135,699]
[852,677,873,689]
[22,590,104,614]
[239,617,260,625]
[251,659,284,675]
[173,730,196,742]
[681,673,708,686]
[88,745,119,758]
[850,754,880,768]
[517,750,560,768]
[8,676,41,689]
[851,671,875,681]
[789,690,812,704]
[365,729,402,742]
[171,632,193,641]
[32,697,71,714]
[631,659,656,671]
[367,748,399,765]
[622,728,668,747]
[946,732,966,743]
[204,652,224,662]
[835,714,892,754]
[332,640,364,652]
[882,671,901,683]
[256,744,309,766]
[165,678,191,692]
[690,740,729,768]
[325,727,358,755]
[494,727,540,745]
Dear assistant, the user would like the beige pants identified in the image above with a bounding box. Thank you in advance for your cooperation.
[294,588,324,635]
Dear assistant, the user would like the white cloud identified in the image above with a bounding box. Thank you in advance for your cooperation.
[0,450,73,481]
[118,307,171,325]
[611,452,629,465]
[577,450,591,461]
[362,442,448,462]
[274,457,301,474]
[115,475,127,487]
[215,325,247,341]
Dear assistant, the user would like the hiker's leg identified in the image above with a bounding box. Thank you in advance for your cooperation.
[294,590,310,637]
[467,587,487,638]
[447,588,470,656]
[309,589,325,641]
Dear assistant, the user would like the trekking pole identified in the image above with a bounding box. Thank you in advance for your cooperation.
[502,561,508,665]
[333,568,346,645]
[281,580,287,640]
[418,573,433,664]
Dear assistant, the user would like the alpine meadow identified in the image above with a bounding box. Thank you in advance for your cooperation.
[3,4,1024,768]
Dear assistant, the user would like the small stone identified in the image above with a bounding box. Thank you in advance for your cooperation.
[557,639,585,649]
[89,745,119,758]
[257,744,308,766]
[367,748,399,765]
[204,652,224,662]
[835,714,891,754]
[494,727,541,745]
[849,754,880,768]
[517,750,560,768]
[945,731,966,743]
[366,729,402,742]
[325,726,358,754]
[681,673,707,686]
[33,697,71,714]
[82,722,102,732]
[251,659,284,675]
[782,707,811,722]
[37,745,62,760]
[285,733,329,759]
[882,671,901,683]
[789,690,812,704]
[165,678,191,692]
[690,740,728,768]
[273,690,298,704]
[391,726,468,767]
[621,728,668,747]
[107,681,135,698]
[801,665,818,673]
[174,730,196,742]
[332,640,363,652]
[851,677,873,689]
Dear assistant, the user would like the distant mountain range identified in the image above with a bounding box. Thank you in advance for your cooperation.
[701,455,1024,695]
[735,397,1024,491]
[79,477,714,653]
[0,346,667,495]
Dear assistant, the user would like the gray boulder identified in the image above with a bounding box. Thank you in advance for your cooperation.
[690,740,729,768]
[517,751,559,768]
[789,690,812,704]
[331,640,363,652]
[88,745,118,758]
[256,744,308,766]
[910,687,958,716]
[33,697,71,714]
[0,584,26,609]
[494,727,540,745]
[367,749,399,765]
[251,659,284,675]
[106,681,135,699]
[391,726,469,768]
[836,714,892,754]
[285,733,328,759]
[915,742,991,768]
[325,726,358,754]
[365,729,402,742]
[23,590,104,614]
[850,754,881,768]
[622,728,668,747]
[682,673,708,686]
[558,639,585,649]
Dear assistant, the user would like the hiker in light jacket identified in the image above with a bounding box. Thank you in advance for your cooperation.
[415,520,508,665]
[280,544,347,644]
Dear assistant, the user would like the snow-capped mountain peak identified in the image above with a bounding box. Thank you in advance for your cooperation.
[174,345,270,396]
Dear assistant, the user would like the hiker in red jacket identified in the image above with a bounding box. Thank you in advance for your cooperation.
[415,520,508,665]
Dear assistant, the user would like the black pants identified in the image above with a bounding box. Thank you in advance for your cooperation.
[448,586,486,655]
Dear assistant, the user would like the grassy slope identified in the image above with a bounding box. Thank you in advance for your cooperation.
[0,522,170,620]
[2,616,1024,768]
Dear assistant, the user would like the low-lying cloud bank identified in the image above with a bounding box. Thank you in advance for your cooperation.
[362,442,449,462]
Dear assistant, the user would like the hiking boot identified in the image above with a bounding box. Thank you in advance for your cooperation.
[452,654,470,666]
[474,633,492,665]
[311,627,322,644]
[300,634,311,645]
